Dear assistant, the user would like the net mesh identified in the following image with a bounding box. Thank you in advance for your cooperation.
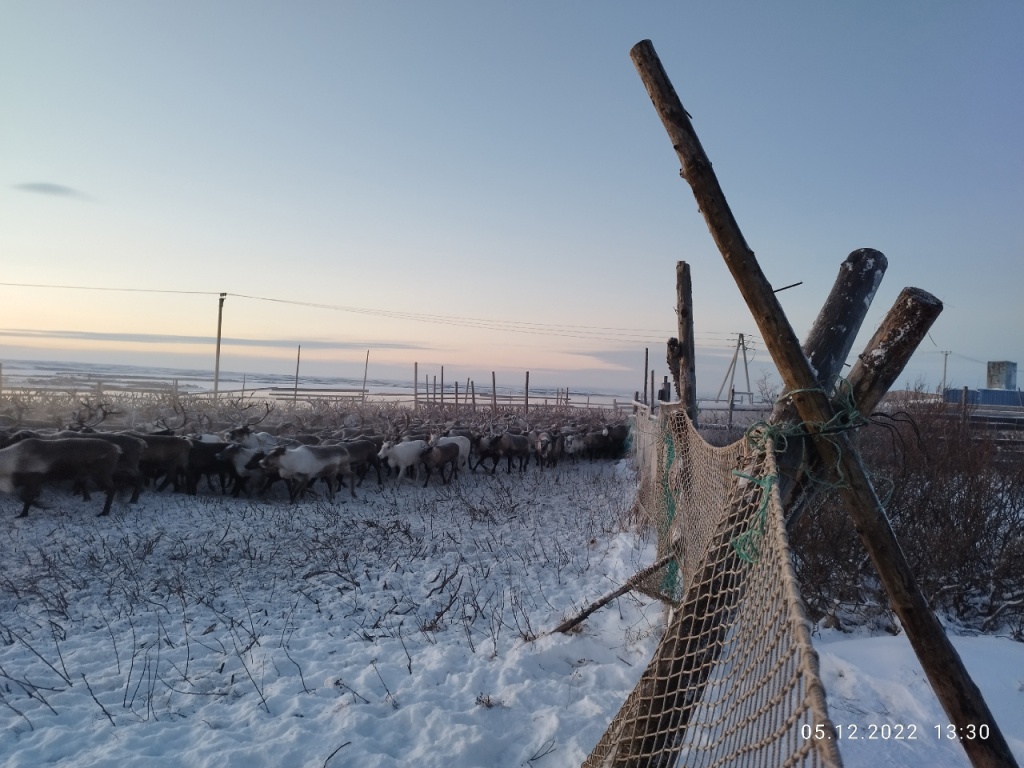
[584,404,842,768]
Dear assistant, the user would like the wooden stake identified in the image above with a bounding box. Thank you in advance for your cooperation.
[631,38,1015,768]
[361,350,369,406]
[669,261,697,420]
[643,347,649,404]
[550,553,677,635]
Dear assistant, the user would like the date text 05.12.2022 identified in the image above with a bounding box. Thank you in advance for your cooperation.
[801,723,917,740]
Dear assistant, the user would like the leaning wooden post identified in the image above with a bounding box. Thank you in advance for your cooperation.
[845,288,944,412]
[631,37,1016,768]
[471,380,476,410]
[803,249,886,393]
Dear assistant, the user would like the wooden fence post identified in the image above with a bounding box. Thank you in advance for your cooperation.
[524,371,530,415]
[491,372,497,414]
[667,261,698,421]
[643,347,649,404]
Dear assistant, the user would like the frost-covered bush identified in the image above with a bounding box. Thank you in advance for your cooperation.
[790,394,1024,638]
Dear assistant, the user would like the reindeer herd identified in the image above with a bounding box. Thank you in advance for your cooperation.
[0,400,632,518]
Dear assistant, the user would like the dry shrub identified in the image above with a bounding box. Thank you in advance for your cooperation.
[790,395,1024,638]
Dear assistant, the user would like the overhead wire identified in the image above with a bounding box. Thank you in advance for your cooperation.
[0,280,761,349]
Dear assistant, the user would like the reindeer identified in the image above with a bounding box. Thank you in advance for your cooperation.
[0,438,122,517]
[259,444,356,502]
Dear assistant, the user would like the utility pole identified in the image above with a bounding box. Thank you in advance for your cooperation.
[213,292,226,397]
[941,350,951,395]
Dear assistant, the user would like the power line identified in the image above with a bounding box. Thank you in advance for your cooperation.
[0,281,218,296]
[0,279,761,348]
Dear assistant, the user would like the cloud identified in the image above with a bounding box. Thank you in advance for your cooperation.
[0,327,429,352]
[13,182,88,198]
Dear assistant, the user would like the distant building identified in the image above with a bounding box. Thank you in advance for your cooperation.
[942,360,1021,408]
[987,361,1018,390]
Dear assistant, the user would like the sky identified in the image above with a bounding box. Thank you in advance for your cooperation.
[2,1,1022,398]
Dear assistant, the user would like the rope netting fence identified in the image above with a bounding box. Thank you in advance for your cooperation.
[584,404,842,767]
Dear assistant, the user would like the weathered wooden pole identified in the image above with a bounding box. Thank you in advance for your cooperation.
[440,366,444,412]
[643,348,649,404]
[213,292,226,397]
[414,362,419,411]
[491,372,497,414]
[669,261,697,420]
[803,250,886,392]
[845,287,944,412]
[471,380,477,410]
[524,371,530,415]
[454,380,459,415]
[361,349,369,406]
[631,37,1016,768]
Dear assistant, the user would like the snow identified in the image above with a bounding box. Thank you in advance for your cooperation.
[1,460,1021,767]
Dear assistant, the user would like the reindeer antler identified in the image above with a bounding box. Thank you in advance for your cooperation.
[249,401,274,426]
[66,400,120,431]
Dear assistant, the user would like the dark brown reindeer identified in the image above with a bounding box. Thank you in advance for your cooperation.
[0,437,122,517]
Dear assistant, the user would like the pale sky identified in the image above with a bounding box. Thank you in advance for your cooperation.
[2,2,1022,397]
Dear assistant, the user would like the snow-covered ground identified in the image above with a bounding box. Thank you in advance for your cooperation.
[0,460,1021,767]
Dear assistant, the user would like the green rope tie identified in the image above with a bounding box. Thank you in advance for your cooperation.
[660,431,679,597]
[730,470,777,564]
[743,377,868,492]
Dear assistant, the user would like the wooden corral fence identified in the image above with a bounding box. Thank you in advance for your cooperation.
[0,379,638,423]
